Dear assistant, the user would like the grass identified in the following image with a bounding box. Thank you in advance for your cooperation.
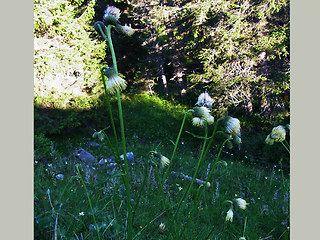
[34,120,289,239]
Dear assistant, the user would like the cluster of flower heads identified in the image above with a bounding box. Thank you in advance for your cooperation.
[192,91,215,127]
[225,198,249,223]
[94,6,135,95]
[265,124,289,145]
[94,6,135,37]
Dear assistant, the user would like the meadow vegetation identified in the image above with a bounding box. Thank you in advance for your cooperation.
[34,0,290,239]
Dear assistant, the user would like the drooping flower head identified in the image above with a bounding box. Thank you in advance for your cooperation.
[160,155,170,168]
[115,24,135,36]
[270,125,286,142]
[196,91,215,109]
[159,223,166,233]
[104,67,127,94]
[192,106,214,127]
[225,208,233,222]
[103,6,121,25]
[233,198,249,210]
[225,117,241,137]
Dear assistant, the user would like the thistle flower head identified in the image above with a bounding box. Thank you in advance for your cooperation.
[104,67,127,94]
[234,198,249,210]
[192,106,214,126]
[192,117,204,127]
[206,115,215,125]
[160,155,170,168]
[233,135,242,145]
[196,91,214,109]
[270,125,286,142]
[159,223,166,233]
[116,24,135,36]
[225,208,233,222]
[225,117,241,137]
[103,6,121,25]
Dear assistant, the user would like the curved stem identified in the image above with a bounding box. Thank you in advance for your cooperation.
[107,25,118,73]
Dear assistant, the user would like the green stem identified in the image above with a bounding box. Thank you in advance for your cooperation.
[107,25,118,73]
[280,141,290,154]
[100,66,120,155]
[163,109,194,183]
[105,24,132,239]
[174,121,208,218]
[179,137,232,238]
[76,165,101,240]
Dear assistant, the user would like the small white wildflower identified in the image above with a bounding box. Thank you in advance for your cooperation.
[234,198,249,210]
[239,237,246,240]
[178,186,183,191]
[225,209,233,222]
[79,212,85,216]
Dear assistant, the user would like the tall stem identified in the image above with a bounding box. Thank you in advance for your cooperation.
[104,24,133,240]
[174,122,208,218]
[163,109,194,183]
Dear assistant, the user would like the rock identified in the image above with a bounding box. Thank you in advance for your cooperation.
[120,152,134,162]
[56,174,64,180]
[74,147,97,164]
[87,142,100,147]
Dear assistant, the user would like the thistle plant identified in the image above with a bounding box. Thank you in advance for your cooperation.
[92,6,136,239]
[265,124,290,153]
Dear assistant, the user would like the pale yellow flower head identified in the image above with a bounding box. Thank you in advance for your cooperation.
[117,24,135,36]
[234,198,249,210]
[225,117,241,137]
[192,106,214,126]
[104,67,127,94]
[196,92,214,109]
[160,155,170,168]
[225,208,233,222]
[192,117,204,127]
[159,223,166,233]
[270,125,286,142]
